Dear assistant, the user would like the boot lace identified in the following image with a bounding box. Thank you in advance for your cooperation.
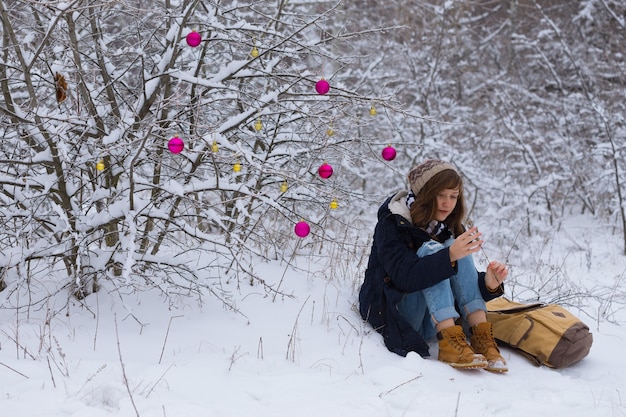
[473,325,499,353]
[450,331,471,352]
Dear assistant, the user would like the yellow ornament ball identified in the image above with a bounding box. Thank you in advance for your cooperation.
[250,46,259,58]
[233,162,241,172]
[212,140,219,153]
[96,160,105,171]
[369,105,377,116]
[329,199,338,210]
[280,181,288,193]
[254,119,262,131]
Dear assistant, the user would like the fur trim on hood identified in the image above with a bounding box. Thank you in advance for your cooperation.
[387,190,412,223]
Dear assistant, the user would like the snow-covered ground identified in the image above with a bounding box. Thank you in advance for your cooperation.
[1,214,625,417]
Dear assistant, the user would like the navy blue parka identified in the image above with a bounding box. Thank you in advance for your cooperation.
[358,191,504,357]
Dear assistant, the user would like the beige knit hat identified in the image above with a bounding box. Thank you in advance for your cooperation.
[407,159,458,197]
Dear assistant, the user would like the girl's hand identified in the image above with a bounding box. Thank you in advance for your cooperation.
[449,227,483,262]
[486,260,508,290]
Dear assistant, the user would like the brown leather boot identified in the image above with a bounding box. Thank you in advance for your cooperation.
[470,322,508,373]
[437,325,488,369]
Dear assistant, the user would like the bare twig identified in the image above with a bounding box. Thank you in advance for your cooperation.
[286,295,310,362]
[146,363,175,398]
[159,315,184,364]
[46,357,57,388]
[466,219,492,264]
[0,330,36,360]
[257,337,264,360]
[0,361,29,379]
[378,374,423,397]
[274,239,301,302]
[93,290,100,351]
[228,346,248,371]
[114,314,141,417]
[75,364,108,397]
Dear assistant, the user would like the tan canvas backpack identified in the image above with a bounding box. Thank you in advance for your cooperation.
[486,297,593,368]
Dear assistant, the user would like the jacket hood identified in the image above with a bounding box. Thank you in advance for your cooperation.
[379,190,412,224]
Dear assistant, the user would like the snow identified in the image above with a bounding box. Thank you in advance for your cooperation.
[1,215,626,417]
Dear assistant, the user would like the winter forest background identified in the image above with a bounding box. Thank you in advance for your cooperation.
[1,0,626,370]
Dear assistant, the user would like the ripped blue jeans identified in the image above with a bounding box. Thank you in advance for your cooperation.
[397,237,486,341]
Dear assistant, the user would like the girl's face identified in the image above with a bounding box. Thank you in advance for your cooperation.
[435,188,459,221]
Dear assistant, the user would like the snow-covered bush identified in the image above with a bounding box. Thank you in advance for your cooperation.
[0,0,395,304]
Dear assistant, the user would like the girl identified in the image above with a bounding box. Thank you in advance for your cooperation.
[359,159,508,372]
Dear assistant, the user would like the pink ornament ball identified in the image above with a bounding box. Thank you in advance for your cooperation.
[318,163,333,179]
[186,31,202,47]
[315,79,330,95]
[382,145,397,161]
[294,221,310,238]
[168,137,184,154]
